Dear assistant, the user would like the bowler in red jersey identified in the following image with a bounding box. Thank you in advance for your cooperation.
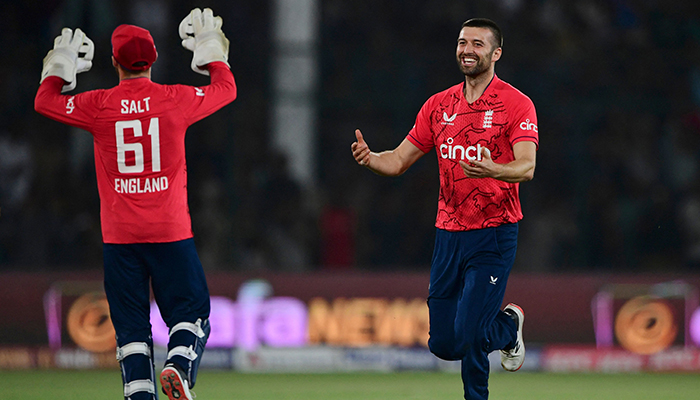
[352,19,536,399]
[35,8,236,400]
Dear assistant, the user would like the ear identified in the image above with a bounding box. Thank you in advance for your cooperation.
[111,56,118,68]
[492,47,502,62]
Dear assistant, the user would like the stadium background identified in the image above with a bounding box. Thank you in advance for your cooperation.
[2,0,700,376]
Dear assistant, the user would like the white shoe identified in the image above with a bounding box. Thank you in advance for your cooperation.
[160,364,194,400]
[500,303,525,372]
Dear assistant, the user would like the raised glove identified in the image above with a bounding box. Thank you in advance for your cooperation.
[40,28,94,92]
[179,8,229,75]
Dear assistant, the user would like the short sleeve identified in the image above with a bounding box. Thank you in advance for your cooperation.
[509,95,539,149]
[406,98,434,153]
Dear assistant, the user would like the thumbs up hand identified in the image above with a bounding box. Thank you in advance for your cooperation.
[351,129,371,167]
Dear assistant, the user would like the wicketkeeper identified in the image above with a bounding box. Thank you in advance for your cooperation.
[35,8,237,400]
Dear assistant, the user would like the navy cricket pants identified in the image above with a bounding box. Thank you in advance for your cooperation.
[103,238,210,378]
[427,224,518,400]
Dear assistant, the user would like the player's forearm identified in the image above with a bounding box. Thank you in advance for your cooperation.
[366,150,409,177]
[207,62,237,100]
[34,77,68,119]
[494,158,535,183]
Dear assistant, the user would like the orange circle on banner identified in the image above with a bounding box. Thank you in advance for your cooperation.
[66,292,116,353]
[614,296,677,355]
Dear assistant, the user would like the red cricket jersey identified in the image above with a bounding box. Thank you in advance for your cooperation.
[35,62,237,244]
[407,75,538,231]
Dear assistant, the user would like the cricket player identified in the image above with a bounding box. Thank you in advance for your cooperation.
[34,8,236,400]
[351,18,537,399]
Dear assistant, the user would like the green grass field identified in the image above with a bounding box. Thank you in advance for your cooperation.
[3,370,700,399]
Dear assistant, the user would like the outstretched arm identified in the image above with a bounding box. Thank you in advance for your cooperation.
[178,8,237,124]
[459,141,536,183]
[39,27,94,93]
[351,129,425,177]
[179,8,229,76]
[35,28,96,129]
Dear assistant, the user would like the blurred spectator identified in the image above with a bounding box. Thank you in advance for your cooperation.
[0,131,33,212]
[0,129,33,263]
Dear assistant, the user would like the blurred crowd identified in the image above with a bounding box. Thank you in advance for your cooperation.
[1,0,700,272]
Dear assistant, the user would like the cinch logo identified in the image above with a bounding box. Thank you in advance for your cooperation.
[66,96,75,114]
[483,110,493,128]
[439,137,488,161]
[195,87,205,97]
[441,112,457,125]
[519,118,538,133]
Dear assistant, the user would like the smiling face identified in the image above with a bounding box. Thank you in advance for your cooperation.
[456,26,501,78]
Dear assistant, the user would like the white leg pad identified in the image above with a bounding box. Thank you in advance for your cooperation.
[116,342,151,361]
[170,318,206,338]
[124,379,155,397]
[167,345,198,361]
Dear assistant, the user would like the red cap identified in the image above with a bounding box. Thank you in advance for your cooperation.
[111,24,157,71]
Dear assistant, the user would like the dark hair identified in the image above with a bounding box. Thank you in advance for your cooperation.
[462,18,503,49]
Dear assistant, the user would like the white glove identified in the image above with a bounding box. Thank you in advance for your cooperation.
[179,8,229,75]
[40,28,94,93]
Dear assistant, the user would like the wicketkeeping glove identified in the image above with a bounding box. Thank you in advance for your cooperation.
[40,28,94,93]
[179,8,230,75]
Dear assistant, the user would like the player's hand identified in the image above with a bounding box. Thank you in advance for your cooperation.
[459,147,501,178]
[179,8,229,75]
[351,129,371,167]
[40,28,94,93]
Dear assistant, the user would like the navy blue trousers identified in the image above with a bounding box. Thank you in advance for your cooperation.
[103,238,210,397]
[427,224,518,400]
